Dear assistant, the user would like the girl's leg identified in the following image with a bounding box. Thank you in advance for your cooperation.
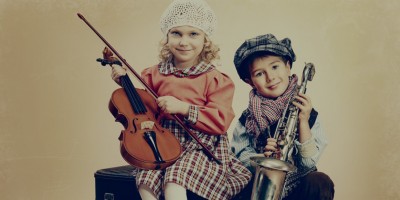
[164,182,187,200]
[138,184,157,200]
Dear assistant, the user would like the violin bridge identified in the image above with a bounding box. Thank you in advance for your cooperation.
[141,121,155,130]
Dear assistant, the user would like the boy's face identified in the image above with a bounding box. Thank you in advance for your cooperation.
[167,26,206,69]
[245,55,291,99]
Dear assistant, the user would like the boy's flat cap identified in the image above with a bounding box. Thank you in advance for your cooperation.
[234,34,296,78]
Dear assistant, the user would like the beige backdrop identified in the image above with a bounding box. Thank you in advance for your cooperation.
[1,0,399,199]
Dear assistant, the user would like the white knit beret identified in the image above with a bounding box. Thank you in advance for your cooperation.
[160,0,217,36]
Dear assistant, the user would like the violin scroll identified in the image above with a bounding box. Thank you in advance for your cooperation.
[96,47,122,67]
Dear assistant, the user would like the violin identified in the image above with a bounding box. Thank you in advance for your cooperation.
[98,47,182,170]
[77,13,222,169]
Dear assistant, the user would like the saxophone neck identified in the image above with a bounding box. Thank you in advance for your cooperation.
[297,62,315,94]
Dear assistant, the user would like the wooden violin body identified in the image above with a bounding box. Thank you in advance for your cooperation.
[109,87,182,170]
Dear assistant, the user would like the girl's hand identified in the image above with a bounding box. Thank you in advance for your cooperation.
[157,96,190,116]
[111,65,127,85]
[292,93,312,123]
[264,138,279,157]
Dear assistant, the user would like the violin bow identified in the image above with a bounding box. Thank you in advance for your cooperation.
[77,13,222,165]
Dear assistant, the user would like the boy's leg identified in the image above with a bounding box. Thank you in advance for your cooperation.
[284,171,335,200]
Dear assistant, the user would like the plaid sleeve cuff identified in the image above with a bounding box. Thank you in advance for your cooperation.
[184,105,198,124]
[295,136,318,158]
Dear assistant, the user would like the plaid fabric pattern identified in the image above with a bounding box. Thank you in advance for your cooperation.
[135,119,252,199]
[233,34,296,80]
[158,60,215,77]
[184,105,198,124]
[283,165,317,197]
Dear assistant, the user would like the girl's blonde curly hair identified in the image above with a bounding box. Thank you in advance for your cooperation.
[158,36,220,66]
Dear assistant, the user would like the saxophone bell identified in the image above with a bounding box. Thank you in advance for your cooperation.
[250,155,296,200]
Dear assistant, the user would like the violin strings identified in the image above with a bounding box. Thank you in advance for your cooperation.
[121,75,147,114]
[121,76,138,113]
[121,76,141,113]
[125,76,147,114]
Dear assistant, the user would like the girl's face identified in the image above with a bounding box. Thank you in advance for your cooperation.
[246,55,291,99]
[167,26,206,69]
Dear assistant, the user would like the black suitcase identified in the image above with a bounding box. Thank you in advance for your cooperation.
[94,165,141,200]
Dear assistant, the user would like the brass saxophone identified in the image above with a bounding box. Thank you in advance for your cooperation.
[250,63,316,200]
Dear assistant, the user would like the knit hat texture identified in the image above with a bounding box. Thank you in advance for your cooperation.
[160,0,217,36]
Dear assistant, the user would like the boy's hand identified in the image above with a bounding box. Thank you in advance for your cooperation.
[292,93,312,123]
[263,138,279,157]
[157,96,190,116]
[292,93,313,143]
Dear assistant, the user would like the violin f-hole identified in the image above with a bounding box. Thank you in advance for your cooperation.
[131,118,138,133]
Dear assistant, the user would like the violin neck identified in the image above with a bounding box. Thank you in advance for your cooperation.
[120,75,147,114]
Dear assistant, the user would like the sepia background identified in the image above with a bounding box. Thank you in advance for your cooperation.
[1,0,399,199]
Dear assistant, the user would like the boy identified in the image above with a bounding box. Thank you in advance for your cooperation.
[231,34,334,200]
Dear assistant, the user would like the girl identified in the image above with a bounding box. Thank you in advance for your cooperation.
[111,0,251,199]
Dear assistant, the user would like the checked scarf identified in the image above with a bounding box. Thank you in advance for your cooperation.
[245,75,299,148]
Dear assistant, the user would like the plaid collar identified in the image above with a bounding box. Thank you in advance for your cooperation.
[158,60,215,77]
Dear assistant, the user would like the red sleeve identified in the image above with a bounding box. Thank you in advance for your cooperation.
[140,67,153,89]
[193,72,235,135]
